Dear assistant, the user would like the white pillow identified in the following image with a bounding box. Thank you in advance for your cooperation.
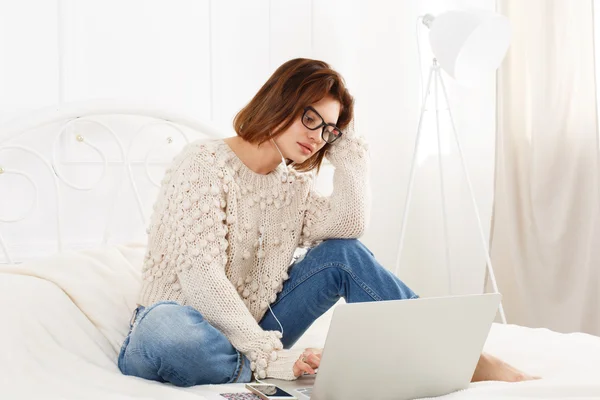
[0,273,120,368]
[0,242,337,357]
[0,243,145,356]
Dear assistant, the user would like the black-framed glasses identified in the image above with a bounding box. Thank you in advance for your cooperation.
[301,106,343,144]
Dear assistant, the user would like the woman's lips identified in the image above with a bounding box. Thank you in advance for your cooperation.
[298,142,312,154]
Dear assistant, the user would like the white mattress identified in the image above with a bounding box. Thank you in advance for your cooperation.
[1,245,599,400]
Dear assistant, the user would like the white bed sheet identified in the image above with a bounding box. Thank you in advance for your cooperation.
[0,245,599,400]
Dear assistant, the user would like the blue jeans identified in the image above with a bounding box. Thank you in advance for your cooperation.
[118,239,418,386]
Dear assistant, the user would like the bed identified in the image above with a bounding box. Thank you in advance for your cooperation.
[1,100,599,400]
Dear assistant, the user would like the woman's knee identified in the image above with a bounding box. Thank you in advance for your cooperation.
[123,302,242,386]
[310,239,375,266]
[289,239,380,285]
[123,304,201,379]
[137,303,215,354]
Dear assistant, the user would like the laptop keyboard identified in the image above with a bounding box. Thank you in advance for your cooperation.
[296,387,313,398]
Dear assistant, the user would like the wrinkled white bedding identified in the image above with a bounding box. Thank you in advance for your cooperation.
[0,245,599,400]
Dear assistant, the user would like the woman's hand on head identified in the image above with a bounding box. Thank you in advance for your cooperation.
[292,348,323,377]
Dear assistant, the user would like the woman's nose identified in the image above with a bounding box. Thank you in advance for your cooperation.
[308,128,323,144]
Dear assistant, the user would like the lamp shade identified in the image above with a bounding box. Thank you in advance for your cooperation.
[426,9,510,84]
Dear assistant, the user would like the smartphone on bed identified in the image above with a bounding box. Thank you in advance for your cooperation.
[245,383,297,400]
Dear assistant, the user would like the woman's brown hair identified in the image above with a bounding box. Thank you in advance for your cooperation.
[233,58,354,173]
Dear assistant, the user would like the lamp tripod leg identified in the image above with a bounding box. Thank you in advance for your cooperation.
[437,70,507,324]
[433,67,453,296]
[394,64,436,277]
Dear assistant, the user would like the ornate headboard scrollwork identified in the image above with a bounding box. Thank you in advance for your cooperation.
[0,100,228,264]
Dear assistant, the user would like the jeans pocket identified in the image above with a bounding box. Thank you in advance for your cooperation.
[129,306,143,327]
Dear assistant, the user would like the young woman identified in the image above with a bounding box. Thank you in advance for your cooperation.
[118,58,536,386]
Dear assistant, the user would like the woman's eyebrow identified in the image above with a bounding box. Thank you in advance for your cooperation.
[313,107,337,125]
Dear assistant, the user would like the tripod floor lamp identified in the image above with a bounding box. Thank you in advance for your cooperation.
[393,9,511,323]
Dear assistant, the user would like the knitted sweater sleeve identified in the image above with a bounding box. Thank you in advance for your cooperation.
[165,152,303,380]
[299,120,371,247]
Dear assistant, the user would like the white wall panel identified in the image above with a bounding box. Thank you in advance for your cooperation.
[60,0,212,120]
[0,0,59,123]
[210,0,270,130]
[269,0,313,69]
[311,0,360,90]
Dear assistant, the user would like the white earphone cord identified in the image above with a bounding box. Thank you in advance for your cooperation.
[262,138,287,337]
[271,138,294,172]
[268,303,284,337]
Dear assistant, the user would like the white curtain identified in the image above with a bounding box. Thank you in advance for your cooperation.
[491,0,600,335]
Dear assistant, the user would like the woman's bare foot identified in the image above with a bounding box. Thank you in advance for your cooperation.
[471,353,541,383]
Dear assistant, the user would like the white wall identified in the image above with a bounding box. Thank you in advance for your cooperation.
[0,0,498,298]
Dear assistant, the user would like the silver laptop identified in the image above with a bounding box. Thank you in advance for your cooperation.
[261,293,501,400]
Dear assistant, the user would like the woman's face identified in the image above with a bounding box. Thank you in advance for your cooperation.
[273,96,341,164]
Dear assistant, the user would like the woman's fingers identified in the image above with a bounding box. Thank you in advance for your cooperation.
[304,348,323,362]
[293,349,323,377]
[305,347,323,357]
[295,358,316,375]
[292,362,301,377]
[304,353,320,369]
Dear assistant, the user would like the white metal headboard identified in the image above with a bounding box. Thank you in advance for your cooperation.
[0,99,228,264]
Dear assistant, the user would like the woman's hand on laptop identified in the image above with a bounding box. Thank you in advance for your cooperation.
[293,348,322,377]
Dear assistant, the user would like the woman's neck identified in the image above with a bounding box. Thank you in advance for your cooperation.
[224,136,283,175]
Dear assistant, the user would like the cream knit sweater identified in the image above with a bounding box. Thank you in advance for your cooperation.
[138,123,370,380]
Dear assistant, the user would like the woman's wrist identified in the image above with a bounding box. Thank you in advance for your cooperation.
[263,348,305,380]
